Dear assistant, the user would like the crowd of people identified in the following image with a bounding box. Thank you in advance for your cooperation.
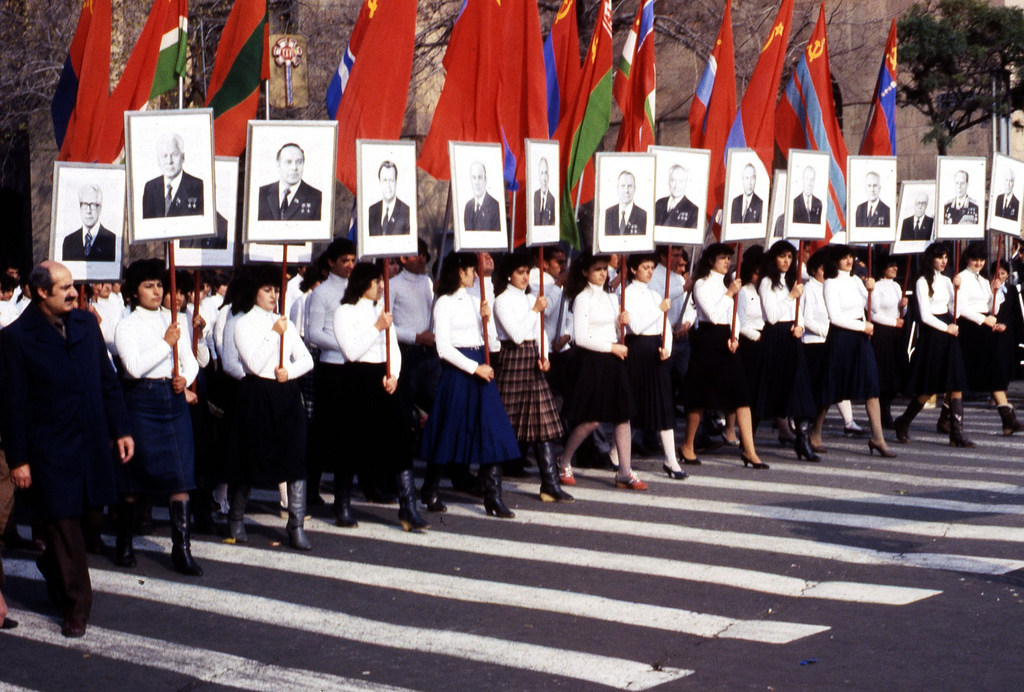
[1,235,1023,638]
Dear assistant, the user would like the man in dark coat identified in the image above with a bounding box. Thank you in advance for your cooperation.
[900,191,934,241]
[62,184,118,262]
[141,133,205,218]
[0,261,134,639]
[730,163,763,223]
[995,169,1019,221]
[655,164,699,228]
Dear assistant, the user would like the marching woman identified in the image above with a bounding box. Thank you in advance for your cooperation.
[869,253,908,429]
[623,253,686,479]
[679,243,767,468]
[421,252,520,518]
[737,245,766,398]
[814,245,896,457]
[333,262,431,530]
[955,242,1024,435]
[894,242,973,445]
[492,252,574,501]
[226,268,315,550]
[558,252,648,489]
[801,247,831,439]
[114,259,202,575]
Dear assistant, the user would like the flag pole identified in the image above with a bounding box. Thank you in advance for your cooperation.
[730,241,743,340]
[167,242,179,379]
[279,244,288,369]
[661,245,671,350]
[478,252,491,366]
[538,246,546,357]
[992,234,1004,314]
[619,253,628,343]
[384,260,393,379]
[191,270,201,357]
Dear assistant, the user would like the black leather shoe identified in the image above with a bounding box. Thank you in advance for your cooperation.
[61,618,86,638]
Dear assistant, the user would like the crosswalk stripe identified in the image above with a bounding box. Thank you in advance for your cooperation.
[737,461,1024,493]
[123,535,829,644]
[4,559,693,690]
[0,682,42,692]
[2,609,417,692]
[240,513,941,605]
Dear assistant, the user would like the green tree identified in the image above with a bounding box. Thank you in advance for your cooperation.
[898,0,1024,154]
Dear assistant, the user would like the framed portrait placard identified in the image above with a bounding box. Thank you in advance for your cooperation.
[721,148,769,242]
[355,139,418,259]
[935,156,986,240]
[988,154,1024,237]
[846,155,898,244]
[125,109,217,243]
[525,139,560,246]
[593,152,656,255]
[784,150,830,241]
[50,162,126,281]
[765,170,788,249]
[245,242,314,264]
[243,120,338,244]
[449,141,508,252]
[892,180,937,255]
[648,146,710,246]
[174,157,240,268]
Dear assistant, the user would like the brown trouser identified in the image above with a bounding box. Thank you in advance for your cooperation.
[37,511,102,622]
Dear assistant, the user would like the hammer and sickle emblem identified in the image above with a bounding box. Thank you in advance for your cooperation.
[556,0,573,22]
[886,46,897,72]
[807,39,825,62]
[368,0,377,17]
[762,22,785,52]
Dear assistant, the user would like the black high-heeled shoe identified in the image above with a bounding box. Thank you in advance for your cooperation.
[867,440,897,458]
[741,453,769,470]
[662,463,688,480]
[677,446,702,465]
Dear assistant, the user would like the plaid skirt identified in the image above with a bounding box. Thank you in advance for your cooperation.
[496,340,564,442]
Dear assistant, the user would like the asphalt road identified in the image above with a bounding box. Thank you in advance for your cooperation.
[2,397,1023,691]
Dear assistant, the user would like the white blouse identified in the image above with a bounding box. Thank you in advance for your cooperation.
[494,285,548,358]
[391,269,434,345]
[693,270,734,326]
[870,278,903,327]
[433,288,500,374]
[115,307,198,385]
[738,284,764,341]
[824,270,869,332]
[916,272,955,332]
[802,279,828,344]
[956,268,993,325]
[333,298,402,371]
[625,281,673,351]
[758,276,800,325]
[234,306,313,380]
[572,282,621,352]
[220,313,245,381]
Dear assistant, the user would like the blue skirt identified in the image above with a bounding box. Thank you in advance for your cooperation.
[819,326,880,405]
[752,321,818,419]
[118,379,195,494]
[421,348,520,466]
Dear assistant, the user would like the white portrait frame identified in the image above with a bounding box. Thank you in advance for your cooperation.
[988,154,1024,237]
[765,170,788,249]
[355,139,418,260]
[125,109,217,243]
[892,180,937,255]
[721,148,769,242]
[449,141,509,252]
[174,157,240,268]
[243,120,338,244]
[935,156,986,240]
[846,155,898,244]
[525,139,560,246]
[593,152,656,255]
[648,145,710,246]
[784,149,830,241]
[245,243,314,264]
[50,162,126,281]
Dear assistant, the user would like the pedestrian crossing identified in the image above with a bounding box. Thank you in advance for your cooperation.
[2,410,1023,690]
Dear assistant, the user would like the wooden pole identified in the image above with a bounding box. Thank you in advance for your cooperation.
[661,245,671,350]
[992,234,1004,314]
[191,270,202,357]
[619,253,627,343]
[77,286,86,310]
[478,252,491,366]
[953,240,961,317]
[731,242,743,339]
[167,242,179,379]
[384,261,392,379]
[793,240,804,324]
[279,244,288,369]
[538,246,546,356]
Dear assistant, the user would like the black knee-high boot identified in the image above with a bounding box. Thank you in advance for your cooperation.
[949,399,975,448]
[536,442,574,502]
[894,398,925,443]
[397,469,429,531]
[793,419,821,462]
[420,463,447,512]
[170,499,203,576]
[114,500,136,568]
[286,480,312,549]
[333,473,358,528]
[482,463,515,519]
[227,484,251,542]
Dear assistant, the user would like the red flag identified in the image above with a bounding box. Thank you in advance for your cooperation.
[543,0,582,137]
[57,0,112,163]
[333,0,416,193]
[859,19,898,156]
[613,0,656,152]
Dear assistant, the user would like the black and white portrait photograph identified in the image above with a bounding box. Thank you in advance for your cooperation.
[649,145,709,246]
[525,139,560,246]
[847,155,897,244]
[50,162,125,281]
[936,156,986,240]
[988,154,1024,236]
[784,149,830,241]
[765,170,788,249]
[892,180,937,255]
[449,141,508,252]
[175,157,240,268]
[721,148,769,242]
[593,152,656,255]
[125,109,216,243]
[244,120,337,244]
[356,139,418,259]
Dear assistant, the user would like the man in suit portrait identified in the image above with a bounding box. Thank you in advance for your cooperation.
[655,164,699,228]
[178,213,229,250]
[900,191,934,241]
[141,133,205,219]
[257,143,323,221]
[533,157,556,226]
[604,170,647,236]
[464,161,501,231]
[855,171,891,227]
[730,163,763,224]
[62,184,117,262]
[943,170,980,225]
[368,161,411,237]
[792,166,823,224]
[995,169,1019,221]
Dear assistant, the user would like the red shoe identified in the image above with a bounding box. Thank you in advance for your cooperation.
[558,465,577,486]
[615,472,648,491]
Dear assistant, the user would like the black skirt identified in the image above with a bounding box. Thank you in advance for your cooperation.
[625,334,674,430]
[336,362,413,475]
[803,341,827,404]
[904,314,967,395]
[752,322,818,419]
[681,323,749,411]
[738,335,762,403]
[563,347,636,425]
[957,317,1010,392]
[870,323,904,396]
[820,326,880,405]
[225,376,307,486]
